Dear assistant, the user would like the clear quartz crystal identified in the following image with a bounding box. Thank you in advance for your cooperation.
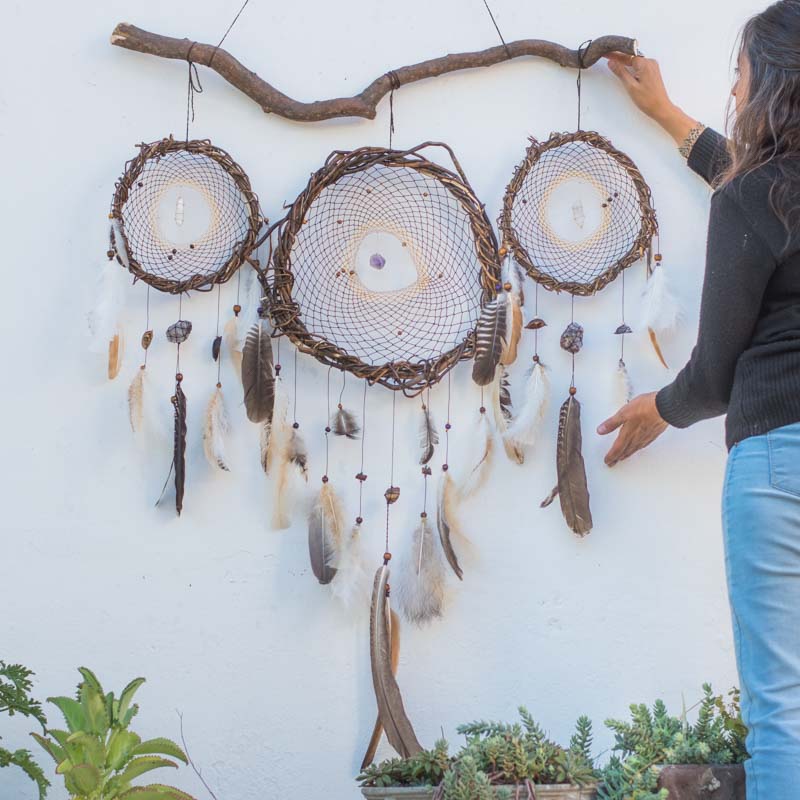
[175,195,185,227]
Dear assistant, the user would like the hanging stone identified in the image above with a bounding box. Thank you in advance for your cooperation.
[526,318,547,330]
[560,322,584,354]
[369,253,386,270]
[141,330,154,350]
[166,320,193,344]
[384,486,401,505]
[212,335,222,361]
[615,323,633,335]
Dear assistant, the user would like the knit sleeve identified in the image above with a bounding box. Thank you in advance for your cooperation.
[656,190,776,429]
[686,128,730,186]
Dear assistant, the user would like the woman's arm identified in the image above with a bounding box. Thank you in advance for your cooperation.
[599,188,776,464]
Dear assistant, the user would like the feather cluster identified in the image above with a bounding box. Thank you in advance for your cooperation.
[436,472,465,581]
[395,516,447,626]
[418,404,439,465]
[506,359,549,449]
[368,565,423,760]
[241,318,275,424]
[472,295,508,386]
[331,405,361,439]
[308,482,345,584]
[202,386,230,472]
[640,265,680,369]
[541,394,592,536]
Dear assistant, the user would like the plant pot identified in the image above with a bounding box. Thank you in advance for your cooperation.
[656,765,745,799]
[361,783,598,800]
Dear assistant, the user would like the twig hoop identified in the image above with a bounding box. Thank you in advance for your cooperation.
[267,142,501,396]
[110,136,262,294]
[500,130,657,296]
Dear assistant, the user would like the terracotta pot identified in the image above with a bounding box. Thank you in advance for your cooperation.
[361,783,598,799]
[656,764,746,799]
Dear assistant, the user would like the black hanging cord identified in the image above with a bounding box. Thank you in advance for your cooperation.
[387,70,401,148]
[481,0,512,59]
[576,39,593,131]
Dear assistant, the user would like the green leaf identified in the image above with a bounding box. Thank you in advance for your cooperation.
[130,738,188,764]
[31,731,66,765]
[64,762,102,795]
[115,756,177,783]
[144,784,197,800]
[47,696,86,733]
[79,680,111,736]
[118,785,196,800]
[107,729,142,771]
[117,678,146,725]
[77,668,105,697]
[66,731,106,768]
[0,745,50,800]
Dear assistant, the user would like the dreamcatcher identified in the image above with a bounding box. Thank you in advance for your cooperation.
[496,44,675,536]
[256,138,501,763]
[96,135,262,514]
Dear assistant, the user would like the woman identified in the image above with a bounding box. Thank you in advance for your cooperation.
[599,2,800,797]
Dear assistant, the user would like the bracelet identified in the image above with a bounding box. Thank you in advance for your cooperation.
[678,124,707,159]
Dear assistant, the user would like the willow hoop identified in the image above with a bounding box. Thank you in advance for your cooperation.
[266,141,501,396]
[110,136,262,294]
[500,130,658,296]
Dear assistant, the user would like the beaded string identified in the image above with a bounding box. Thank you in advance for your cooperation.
[383,392,398,567]
[355,381,368,527]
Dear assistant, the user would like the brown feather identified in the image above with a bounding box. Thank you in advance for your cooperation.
[361,609,401,769]
[241,318,275,424]
[331,406,361,439]
[553,394,592,536]
[173,381,187,516]
[648,327,669,369]
[108,331,123,380]
[418,404,439,466]
[368,566,423,759]
[308,482,344,584]
[500,294,522,366]
[491,369,524,465]
[436,472,463,581]
[471,296,508,386]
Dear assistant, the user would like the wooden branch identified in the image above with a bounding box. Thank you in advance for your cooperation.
[110,23,637,123]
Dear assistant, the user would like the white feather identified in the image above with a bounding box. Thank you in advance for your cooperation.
[395,517,447,626]
[128,367,146,433]
[506,361,550,448]
[330,525,370,613]
[88,246,126,356]
[223,315,243,376]
[202,387,231,472]
[615,359,634,408]
[268,380,295,530]
[458,411,494,499]
[639,265,681,333]
[491,372,524,465]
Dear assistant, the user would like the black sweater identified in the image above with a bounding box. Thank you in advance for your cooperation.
[655,128,800,449]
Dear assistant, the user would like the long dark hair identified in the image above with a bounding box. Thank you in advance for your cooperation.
[722,0,800,242]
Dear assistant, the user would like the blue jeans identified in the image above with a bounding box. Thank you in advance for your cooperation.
[723,421,800,799]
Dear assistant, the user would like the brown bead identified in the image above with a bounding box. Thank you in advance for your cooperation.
[503,281,512,292]
[422,466,432,476]
[384,486,400,504]
[533,354,540,363]
[569,386,577,396]
[479,406,486,414]
[442,463,449,471]
[322,475,329,483]
[176,373,183,382]
[141,330,154,350]
[233,304,242,315]
[383,552,392,562]
[216,382,222,389]
[420,511,428,519]
[526,318,547,330]
[498,246,507,257]
[356,516,363,524]
[107,213,114,219]
[106,249,115,259]
[654,253,663,262]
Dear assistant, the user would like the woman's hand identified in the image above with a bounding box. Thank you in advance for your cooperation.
[597,392,668,467]
[605,53,698,145]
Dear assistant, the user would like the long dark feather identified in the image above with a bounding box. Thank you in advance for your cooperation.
[308,483,344,584]
[436,473,463,580]
[241,319,275,424]
[471,295,508,386]
[418,404,439,465]
[173,381,187,516]
[331,406,360,439]
[368,566,423,759]
[546,394,592,536]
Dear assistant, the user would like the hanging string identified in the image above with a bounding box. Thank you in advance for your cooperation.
[570,294,576,388]
[143,286,151,368]
[338,370,347,407]
[324,366,332,477]
[384,391,397,559]
[620,271,627,362]
[175,294,184,374]
[292,348,299,425]
[215,284,223,383]
[444,372,452,470]
[481,0,512,59]
[357,380,368,523]
[533,284,540,359]
[576,39,593,131]
[421,387,433,515]
[387,70,400,149]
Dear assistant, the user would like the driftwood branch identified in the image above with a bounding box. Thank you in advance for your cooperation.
[110,23,637,123]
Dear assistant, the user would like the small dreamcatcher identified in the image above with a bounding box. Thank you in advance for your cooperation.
[493,43,677,536]
[252,137,501,764]
[96,135,262,514]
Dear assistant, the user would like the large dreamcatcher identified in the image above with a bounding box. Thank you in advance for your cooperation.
[247,139,501,765]
[491,46,677,537]
[94,134,263,515]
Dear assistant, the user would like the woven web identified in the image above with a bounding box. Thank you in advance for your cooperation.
[511,139,644,287]
[120,150,252,286]
[290,163,486,365]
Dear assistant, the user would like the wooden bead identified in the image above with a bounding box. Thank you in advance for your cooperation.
[356,516,363,524]
[293,422,300,429]
[321,475,329,483]
[654,253,663,262]
[503,281,512,292]
[569,386,577,396]
[176,373,183,382]
[325,426,331,433]
[216,382,222,389]
[420,511,428,519]
[233,304,242,314]
[383,552,392,562]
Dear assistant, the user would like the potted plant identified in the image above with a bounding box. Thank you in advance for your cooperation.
[598,684,747,800]
[1,661,49,799]
[32,667,197,800]
[358,708,599,799]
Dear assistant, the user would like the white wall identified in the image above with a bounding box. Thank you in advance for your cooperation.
[1,0,765,798]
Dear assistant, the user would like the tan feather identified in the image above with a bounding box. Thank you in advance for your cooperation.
[542,394,592,536]
[202,386,230,472]
[308,482,345,584]
[500,293,522,366]
[395,516,447,625]
[268,382,292,529]
[128,366,145,433]
[361,609,401,769]
[459,411,494,498]
[436,472,464,581]
[471,296,508,386]
[491,370,524,465]
[223,315,243,375]
[241,318,275,424]
[330,524,370,612]
[259,422,270,473]
[368,566,423,759]
[648,328,669,369]
[108,330,123,380]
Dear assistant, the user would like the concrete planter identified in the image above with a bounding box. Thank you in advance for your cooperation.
[656,764,745,799]
[361,783,598,800]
